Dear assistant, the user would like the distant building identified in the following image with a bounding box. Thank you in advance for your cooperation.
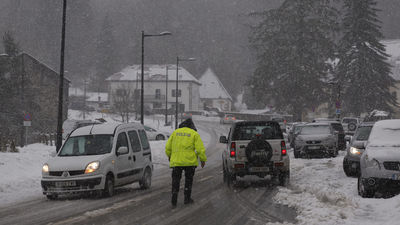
[69,87,109,111]
[106,64,201,113]
[199,68,232,111]
[0,53,70,145]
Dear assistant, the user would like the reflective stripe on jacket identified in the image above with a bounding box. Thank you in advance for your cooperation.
[165,127,207,167]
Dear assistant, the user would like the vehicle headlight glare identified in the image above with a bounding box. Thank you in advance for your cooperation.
[42,164,49,173]
[85,161,100,174]
[350,147,362,155]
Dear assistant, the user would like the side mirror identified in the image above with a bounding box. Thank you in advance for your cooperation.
[50,150,57,157]
[219,136,228,144]
[117,146,129,155]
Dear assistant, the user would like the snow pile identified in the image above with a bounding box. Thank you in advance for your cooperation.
[274,151,400,225]
[0,144,55,206]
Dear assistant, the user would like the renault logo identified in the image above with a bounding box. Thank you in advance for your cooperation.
[62,171,69,177]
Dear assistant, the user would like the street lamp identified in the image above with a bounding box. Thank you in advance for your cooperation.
[56,0,67,152]
[140,30,172,125]
[175,57,196,129]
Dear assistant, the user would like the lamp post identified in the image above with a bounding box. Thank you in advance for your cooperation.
[56,0,67,152]
[140,31,171,125]
[175,57,196,129]
[165,65,169,125]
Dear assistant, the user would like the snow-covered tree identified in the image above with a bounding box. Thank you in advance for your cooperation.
[336,0,397,116]
[248,0,338,120]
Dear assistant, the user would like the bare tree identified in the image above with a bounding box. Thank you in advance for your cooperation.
[112,84,134,122]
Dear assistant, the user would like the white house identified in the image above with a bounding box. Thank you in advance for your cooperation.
[106,64,201,112]
[199,68,232,111]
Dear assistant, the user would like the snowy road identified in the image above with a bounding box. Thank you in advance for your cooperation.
[0,120,296,225]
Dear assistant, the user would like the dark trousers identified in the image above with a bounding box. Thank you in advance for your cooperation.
[171,166,196,204]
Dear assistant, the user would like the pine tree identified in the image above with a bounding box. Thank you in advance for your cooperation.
[91,15,118,92]
[248,0,338,120]
[336,0,397,116]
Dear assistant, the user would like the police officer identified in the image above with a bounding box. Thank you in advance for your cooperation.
[165,118,207,207]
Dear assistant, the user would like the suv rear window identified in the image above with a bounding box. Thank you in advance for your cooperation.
[232,122,283,140]
[331,123,344,132]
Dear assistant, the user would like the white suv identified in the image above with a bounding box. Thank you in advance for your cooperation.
[41,123,153,199]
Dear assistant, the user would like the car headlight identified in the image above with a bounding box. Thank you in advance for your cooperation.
[350,147,362,155]
[42,163,49,173]
[85,161,100,174]
[366,159,381,170]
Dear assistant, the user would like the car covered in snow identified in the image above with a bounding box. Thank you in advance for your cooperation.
[358,119,400,198]
[220,121,290,186]
[144,125,170,141]
[41,123,153,199]
[294,123,339,158]
[343,122,374,177]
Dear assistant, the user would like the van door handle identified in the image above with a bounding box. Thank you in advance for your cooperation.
[133,156,136,161]
[128,156,132,160]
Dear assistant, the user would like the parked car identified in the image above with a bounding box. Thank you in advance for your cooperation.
[220,121,290,186]
[62,119,103,139]
[312,120,346,150]
[288,122,308,148]
[294,123,338,158]
[220,114,236,124]
[358,119,400,198]
[181,112,192,120]
[343,122,374,177]
[41,122,153,199]
[341,117,360,136]
[144,125,170,141]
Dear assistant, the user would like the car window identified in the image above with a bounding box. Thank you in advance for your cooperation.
[232,122,283,140]
[59,135,113,156]
[354,126,372,141]
[331,123,344,132]
[128,130,142,152]
[300,125,331,135]
[342,118,357,124]
[138,130,150,150]
[116,132,129,154]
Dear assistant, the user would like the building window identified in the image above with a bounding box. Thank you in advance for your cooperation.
[172,89,181,97]
[155,89,161,99]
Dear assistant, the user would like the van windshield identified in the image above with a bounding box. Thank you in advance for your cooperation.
[59,135,114,156]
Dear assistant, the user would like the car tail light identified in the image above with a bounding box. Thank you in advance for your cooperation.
[225,117,228,120]
[232,117,236,120]
[234,164,244,168]
[281,141,287,156]
[230,142,236,157]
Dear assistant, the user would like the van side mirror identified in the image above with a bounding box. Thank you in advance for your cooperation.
[219,136,228,144]
[50,150,57,157]
[117,146,129,156]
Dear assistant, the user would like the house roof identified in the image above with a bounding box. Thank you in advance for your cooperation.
[199,68,232,100]
[106,64,201,85]
[382,39,400,81]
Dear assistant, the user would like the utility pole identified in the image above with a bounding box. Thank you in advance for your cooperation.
[56,0,67,152]
[83,79,87,120]
[165,65,168,126]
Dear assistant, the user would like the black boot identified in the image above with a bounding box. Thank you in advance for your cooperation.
[184,191,194,204]
[171,193,178,208]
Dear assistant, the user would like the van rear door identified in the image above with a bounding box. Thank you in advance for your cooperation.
[128,130,145,181]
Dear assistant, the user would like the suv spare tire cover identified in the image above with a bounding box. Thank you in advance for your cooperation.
[245,139,273,166]
[348,122,357,131]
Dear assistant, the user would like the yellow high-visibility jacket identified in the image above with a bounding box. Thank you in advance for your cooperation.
[165,127,207,167]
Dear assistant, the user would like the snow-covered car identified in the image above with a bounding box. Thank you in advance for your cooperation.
[220,114,236,124]
[41,123,153,199]
[343,122,374,177]
[144,125,170,141]
[358,119,400,198]
[341,117,359,136]
[288,122,308,148]
[294,123,338,158]
[220,121,290,186]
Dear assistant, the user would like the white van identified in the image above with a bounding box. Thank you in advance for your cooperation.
[41,122,153,199]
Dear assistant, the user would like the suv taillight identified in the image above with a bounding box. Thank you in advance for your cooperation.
[281,140,287,156]
[230,142,236,157]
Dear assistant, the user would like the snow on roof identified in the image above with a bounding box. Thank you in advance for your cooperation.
[69,88,108,102]
[199,68,232,100]
[70,122,144,136]
[382,39,400,81]
[106,64,201,85]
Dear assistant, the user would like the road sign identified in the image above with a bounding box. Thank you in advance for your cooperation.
[24,113,31,121]
[23,121,31,127]
[336,109,341,114]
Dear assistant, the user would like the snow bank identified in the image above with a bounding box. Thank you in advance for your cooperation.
[273,150,400,225]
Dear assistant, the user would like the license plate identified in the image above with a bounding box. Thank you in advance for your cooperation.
[308,146,320,150]
[249,167,269,172]
[55,181,76,187]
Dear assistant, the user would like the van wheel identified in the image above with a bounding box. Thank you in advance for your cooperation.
[102,175,114,197]
[46,194,58,200]
[140,168,152,189]
[155,134,165,140]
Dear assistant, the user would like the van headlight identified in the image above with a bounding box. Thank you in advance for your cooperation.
[42,163,49,174]
[350,147,362,155]
[366,159,381,170]
[85,161,100,174]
